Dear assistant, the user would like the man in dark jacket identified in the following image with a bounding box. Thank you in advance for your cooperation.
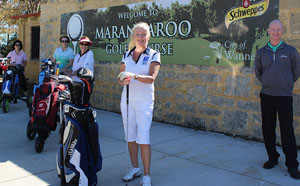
[255,19,300,179]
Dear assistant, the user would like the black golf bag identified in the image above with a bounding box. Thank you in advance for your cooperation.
[57,68,102,186]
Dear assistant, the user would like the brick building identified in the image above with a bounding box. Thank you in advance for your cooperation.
[11,13,40,82]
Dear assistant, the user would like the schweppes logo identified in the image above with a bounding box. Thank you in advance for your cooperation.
[225,0,269,29]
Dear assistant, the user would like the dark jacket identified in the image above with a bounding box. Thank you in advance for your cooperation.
[254,42,300,96]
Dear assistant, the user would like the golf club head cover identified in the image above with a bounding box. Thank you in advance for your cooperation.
[77,67,94,80]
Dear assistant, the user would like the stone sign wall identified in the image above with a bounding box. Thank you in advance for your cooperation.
[39,0,300,145]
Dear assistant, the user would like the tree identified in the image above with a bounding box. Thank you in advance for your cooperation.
[0,0,41,32]
[0,32,17,56]
[170,1,191,39]
[21,0,41,14]
[0,0,42,54]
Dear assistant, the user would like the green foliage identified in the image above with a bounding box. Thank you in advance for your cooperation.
[0,32,17,56]
[0,0,42,34]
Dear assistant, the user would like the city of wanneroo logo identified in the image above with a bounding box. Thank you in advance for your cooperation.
[225,0,269,29]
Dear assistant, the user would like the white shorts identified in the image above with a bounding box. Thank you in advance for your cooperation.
[121,101,154,144]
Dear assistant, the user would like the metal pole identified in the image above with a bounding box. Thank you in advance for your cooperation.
[125,84,129,186]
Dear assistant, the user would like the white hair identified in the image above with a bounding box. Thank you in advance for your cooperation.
[128,22,151,51]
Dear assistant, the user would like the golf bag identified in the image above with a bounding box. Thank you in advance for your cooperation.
[27,77,60,153]
[57,68,102,186]
[28,58,57,116]
[1,66,20,98]
[0,58,8,76]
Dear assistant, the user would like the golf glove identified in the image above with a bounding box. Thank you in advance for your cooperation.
[118,71,136,81]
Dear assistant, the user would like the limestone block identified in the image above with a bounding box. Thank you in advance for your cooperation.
[163,70,176,79]
[112,92,121,101]
[155,71,165,88]
[294,80,300,91]
[252,88,260,98]
[222,110,248,136]
[90,90,103,106]
[94,66,104,80]
[294,120,300,145]
[175,92,185,100]
[198,105,221,116]
[187,84,209,104]
[111,84,122,92]
[206,118,221,132]
[199,73,222,83]
[194,65,211,71]
[209,95,235,108]
[249,125,263,141]
[285,39,300,50]
[175,102,196,113]
[166,81,186,90]
[224,76,252,97]
[163,64,185,70]
[240,66,254,74]
[175,72,198,81]
[153,99,163,120]
[155,90,175,99]
[237,100,260,112]
[164,101,173,111]
[207,83,223,95]
[184,115,206,129]
[290,13,300,35]
[293,93,300,117]
[251,113,262,125]
[185,64,210,72]
[253,77,261,86]
[163,112,183,125]
[211,66,234,73]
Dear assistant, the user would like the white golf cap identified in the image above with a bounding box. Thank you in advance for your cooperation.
[79,36,92,45]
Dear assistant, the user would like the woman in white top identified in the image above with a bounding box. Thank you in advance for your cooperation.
[118,22,161,186]
[72,36,94,76]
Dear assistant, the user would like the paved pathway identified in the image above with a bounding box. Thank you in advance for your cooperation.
[0,101,299,186]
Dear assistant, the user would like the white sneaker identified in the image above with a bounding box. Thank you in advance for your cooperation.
[123,167,142,182]
[140,175,151,186]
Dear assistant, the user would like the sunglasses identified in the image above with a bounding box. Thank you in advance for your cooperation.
[79,43,89,46]
[61,40,68,43]
[15,44,21,46]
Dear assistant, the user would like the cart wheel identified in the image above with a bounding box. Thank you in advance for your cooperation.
[35,137,44,153]
[2,97,9,113]
[26,120,35,140]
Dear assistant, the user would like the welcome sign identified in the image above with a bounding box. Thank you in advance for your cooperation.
[60,0,278,67]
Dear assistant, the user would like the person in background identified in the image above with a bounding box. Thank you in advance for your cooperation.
[6,40,28,101]
[118,22,161,186]
[52,36,74,75]
[72,36,94,76]
[255,19,300,180]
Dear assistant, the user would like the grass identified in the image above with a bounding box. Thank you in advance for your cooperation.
[88,35,269,67]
